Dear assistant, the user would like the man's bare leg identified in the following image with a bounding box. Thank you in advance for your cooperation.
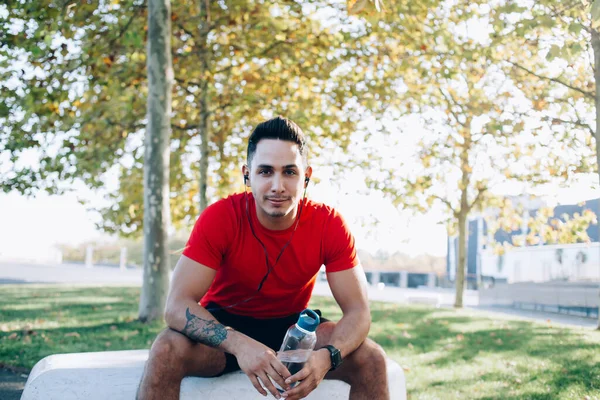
[316,322,389,400]
[136,328,228,400]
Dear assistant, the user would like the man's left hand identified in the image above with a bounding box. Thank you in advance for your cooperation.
[282,349,331,400]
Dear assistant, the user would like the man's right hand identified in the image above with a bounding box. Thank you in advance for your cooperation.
[234,338,292,399]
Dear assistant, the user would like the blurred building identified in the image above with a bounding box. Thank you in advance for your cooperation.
[318,249,445,288]
[447,197,600,288]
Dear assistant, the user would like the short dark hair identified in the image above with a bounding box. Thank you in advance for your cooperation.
[247,116,307,167]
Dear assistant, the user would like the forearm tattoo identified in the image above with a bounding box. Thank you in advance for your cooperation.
[181,307,228,347]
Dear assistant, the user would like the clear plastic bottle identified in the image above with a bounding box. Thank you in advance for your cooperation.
[276,309,320,389]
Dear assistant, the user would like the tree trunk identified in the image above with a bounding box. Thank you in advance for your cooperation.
[139,0,173,323]
[199,89,209,213]
[454,210,468,308]
[591,27,600,330]
[454,133,472,308]
[197,7,211,213]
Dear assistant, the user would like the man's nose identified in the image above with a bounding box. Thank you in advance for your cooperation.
[271,174,285,193]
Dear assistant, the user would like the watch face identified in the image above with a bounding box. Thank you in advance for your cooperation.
[329,346,342,368]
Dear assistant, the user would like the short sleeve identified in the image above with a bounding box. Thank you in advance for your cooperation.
[323,210,359,273]
[182,199,235,270]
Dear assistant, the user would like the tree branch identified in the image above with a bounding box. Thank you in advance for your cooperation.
[105,6,143,51]
[507,60,594,100]
[171,124,199,132]
[548,0,587,23]
[106,118,145,132]
[174,77,200,96]
[433,194,456,215]
[176,20,198,43]
[468,187,486,211]
[545,116,595,137]
[438,88,466,127]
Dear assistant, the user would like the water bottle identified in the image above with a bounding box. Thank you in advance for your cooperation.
[276,309,320,389]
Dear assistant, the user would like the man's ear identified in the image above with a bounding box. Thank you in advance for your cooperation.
[304,166,313,187]
[242,165,250,186]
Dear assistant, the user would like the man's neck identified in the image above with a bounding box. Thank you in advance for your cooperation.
[255,207,298,231]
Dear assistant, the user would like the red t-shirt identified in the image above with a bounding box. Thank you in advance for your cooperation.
[182,193,359,318]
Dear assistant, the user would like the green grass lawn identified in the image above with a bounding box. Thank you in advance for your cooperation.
[1,285,600,399]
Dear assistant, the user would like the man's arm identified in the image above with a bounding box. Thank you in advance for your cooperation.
[164,255,242,353]
[282,264,371,400]
[320,264,371,358]
[164,255,292,398]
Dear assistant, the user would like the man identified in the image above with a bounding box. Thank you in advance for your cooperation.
[137,117,389,400]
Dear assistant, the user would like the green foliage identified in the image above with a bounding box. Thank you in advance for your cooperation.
[1,0,147,194]
[479,0,599,254]
[0,0,403,236]
[486,198,599,254]
[367,1,549,222]
[491,0,596,177]
[361,0,595,242]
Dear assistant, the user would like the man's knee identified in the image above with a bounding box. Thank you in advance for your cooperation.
[350,339,387,373]
[148,329,192,374]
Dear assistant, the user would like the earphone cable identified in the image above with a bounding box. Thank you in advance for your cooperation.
[205,186,308,312]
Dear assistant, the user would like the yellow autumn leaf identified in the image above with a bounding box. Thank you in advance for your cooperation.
[348,0,384,15]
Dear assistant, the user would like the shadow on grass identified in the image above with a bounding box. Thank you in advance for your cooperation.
[428,326,592,365]
[1,319,165,369]
[424,374,556,400]
[429,324,600,395]
[477,392,553,400]
[0,286,162,369]
[362,302,600,398]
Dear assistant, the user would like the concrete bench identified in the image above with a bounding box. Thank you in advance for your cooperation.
[21,349,406,399]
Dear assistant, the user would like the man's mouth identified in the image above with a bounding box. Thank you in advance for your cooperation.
[266,197,290,204]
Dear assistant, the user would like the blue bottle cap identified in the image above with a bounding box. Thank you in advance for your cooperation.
[297,309,320,332]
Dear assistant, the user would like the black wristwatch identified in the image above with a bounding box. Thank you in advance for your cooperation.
[323,345,343,371]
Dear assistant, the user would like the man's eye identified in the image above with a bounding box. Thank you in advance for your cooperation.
[285,170,297,175]
[258,170,271,175]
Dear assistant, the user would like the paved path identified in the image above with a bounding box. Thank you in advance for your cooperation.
[0,261,143,285]
[312,278,480,307]
[470,305,598,328]
[0,368,27,400]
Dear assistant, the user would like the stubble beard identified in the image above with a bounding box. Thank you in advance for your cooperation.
[265,202,297,219]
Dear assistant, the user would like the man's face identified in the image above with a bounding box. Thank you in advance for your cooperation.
[243,139,311,229]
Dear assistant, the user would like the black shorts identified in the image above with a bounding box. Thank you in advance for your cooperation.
[206,302,328,376]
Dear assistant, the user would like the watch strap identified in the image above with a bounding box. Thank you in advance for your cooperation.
[323,345,342,371]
